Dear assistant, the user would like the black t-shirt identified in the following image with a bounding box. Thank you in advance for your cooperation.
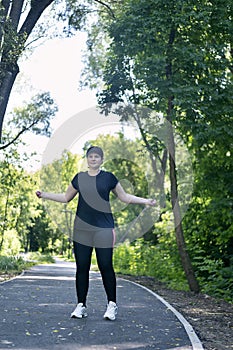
[71,170,118,228]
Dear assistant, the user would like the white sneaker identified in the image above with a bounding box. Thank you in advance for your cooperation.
[71,303,88,318]
[103,301,118,321]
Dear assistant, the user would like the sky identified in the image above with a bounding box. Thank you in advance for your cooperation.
[7,31,137,171]
[6,33,95,170]
[17,33,97,129]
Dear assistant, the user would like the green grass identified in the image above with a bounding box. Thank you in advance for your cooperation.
[25,252,55,264]
[0,255,33,275]
[0,252,55,277]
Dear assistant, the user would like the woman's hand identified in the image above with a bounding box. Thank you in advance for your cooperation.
[113,183,157,206]
[36,190,42,198]
[35,185,78,203]
[145,198,156,206]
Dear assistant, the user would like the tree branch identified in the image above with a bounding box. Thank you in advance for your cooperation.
[0,119,38,150]
[18,0,55,38]
[0,0,11,47]
[93,0,115,19]
[9,0,24,30]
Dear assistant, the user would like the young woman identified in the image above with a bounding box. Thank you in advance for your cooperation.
[36,146,156,321]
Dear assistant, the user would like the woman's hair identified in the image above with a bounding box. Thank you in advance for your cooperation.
[86,146,104,159]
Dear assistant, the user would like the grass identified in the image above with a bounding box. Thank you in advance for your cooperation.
[0,252,55,281]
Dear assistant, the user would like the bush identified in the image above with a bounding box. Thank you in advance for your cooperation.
[113,239,188,290]
[201,266,233,302]
[1,229,21,255]
[0,255,31,274]
[193,255,233,302]
[114,239,233,302]
[0,253,55,276]
[26,252,55,264]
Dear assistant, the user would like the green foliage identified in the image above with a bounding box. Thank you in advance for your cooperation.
[0,255,33,274]
[25,252,55,264]
[0,136,62,256]
[26,204,58,253]
[114,238,233,302]
[0,253,55,276]
[82,0,233,300]
[192,254,233,302]
[1,229,21,255]
[11,92,57,136]
[114,239,188,291]
[1,92,58,150]
[0,145,41,253]
[39,150,80,242]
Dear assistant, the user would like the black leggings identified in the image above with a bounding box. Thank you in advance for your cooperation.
[73,241,116,306]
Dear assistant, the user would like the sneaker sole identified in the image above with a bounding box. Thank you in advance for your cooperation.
[104,315,116,321]
[71,314,88,319]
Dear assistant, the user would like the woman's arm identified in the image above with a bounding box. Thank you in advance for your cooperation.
[112,182,156,206]
[36,184,78,203]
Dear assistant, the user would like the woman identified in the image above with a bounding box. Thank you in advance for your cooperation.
[36,146,156,321]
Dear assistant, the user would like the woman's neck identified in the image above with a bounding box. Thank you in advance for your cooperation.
[88,168,101,176]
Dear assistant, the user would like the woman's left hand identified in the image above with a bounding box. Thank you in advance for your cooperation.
[146,199,156,206]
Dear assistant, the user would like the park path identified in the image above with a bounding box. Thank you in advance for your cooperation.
[0,260,203,350]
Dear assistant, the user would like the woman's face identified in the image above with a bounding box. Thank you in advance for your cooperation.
[87,152,103,169]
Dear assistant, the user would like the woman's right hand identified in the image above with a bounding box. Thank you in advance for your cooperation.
[36,190,42,198]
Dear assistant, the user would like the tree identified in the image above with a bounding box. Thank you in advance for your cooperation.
[80,0,233,292]
[39,149,80,242]
[103,0,232,293]
[0,91,57,150]
[0,0,116,143]
[27,204,57,253]
[0,152,20,251]
[0,0,55,141]
[0,142,40,253]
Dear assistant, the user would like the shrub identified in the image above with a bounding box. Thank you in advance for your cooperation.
[113,239,188,290]
[1,229,21,255]
[0,255,30,273]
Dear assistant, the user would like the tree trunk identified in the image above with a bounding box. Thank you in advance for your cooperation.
[0,189,10,252]
[165,26,199,293]
[0,65,19,138]
[134,107,167,208]
[167,117,200,293]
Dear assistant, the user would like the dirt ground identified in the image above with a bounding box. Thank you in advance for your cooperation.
[118,274,233,350]
[1,273,232,350]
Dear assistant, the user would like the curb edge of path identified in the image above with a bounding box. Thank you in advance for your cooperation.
[0,271,25,285]
[119,278,204,350]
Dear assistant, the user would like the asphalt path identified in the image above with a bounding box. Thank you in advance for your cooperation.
[0,260,203,350]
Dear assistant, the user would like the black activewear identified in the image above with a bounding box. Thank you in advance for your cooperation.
[71,170,118,228]
[73,241,116,305]
[71,170,118,305]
